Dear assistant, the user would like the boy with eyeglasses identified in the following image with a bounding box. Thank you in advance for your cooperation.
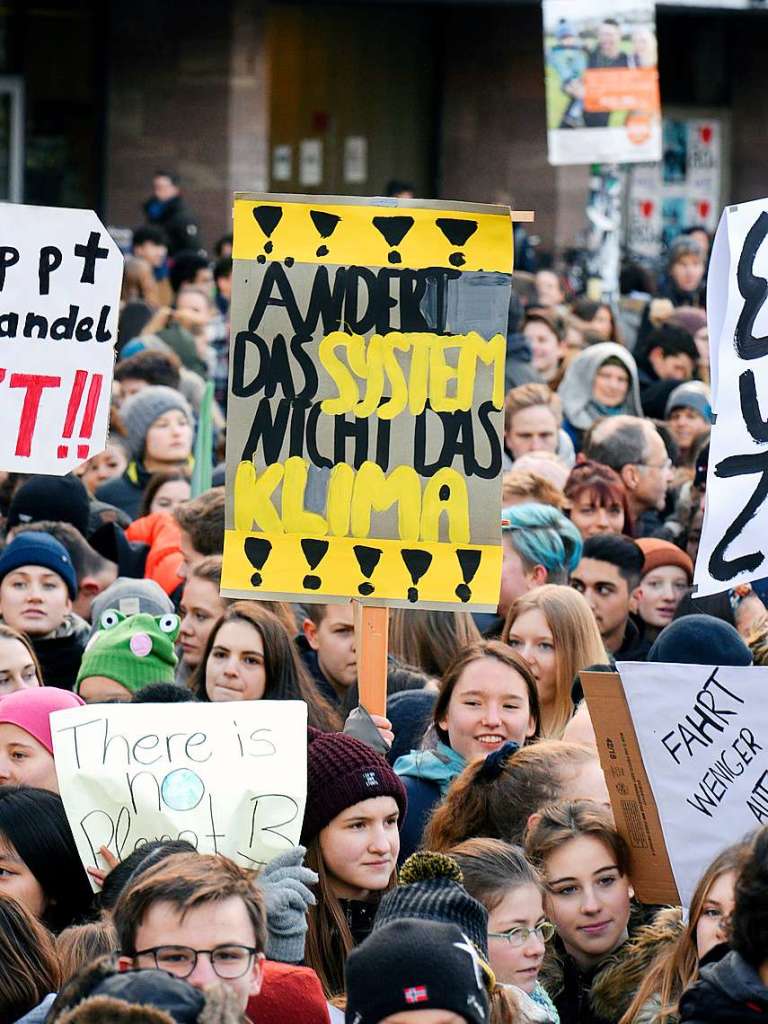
[114,851,265,1014]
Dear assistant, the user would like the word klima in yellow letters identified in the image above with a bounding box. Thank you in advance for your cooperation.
[234,458,470,543]
[318,330,505,418]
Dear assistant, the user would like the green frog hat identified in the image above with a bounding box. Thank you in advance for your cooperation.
[75,609,180,695]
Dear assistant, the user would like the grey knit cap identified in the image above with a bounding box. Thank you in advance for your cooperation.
[88,577,175,639]
[120,385,194,459]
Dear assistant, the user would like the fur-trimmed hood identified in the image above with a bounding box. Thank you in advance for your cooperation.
[591,907,684,1020]
[47,955,243,1024]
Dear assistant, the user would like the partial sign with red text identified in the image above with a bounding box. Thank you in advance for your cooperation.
[0,204,122,474]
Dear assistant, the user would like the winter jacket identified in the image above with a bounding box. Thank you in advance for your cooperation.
[295,633,342,708]
[394,742,467,862]
[545,903,663,1024]
[29,612,90,691]
[592,906,684,1024]
[125,512,183,596]
[143,194,201,256]
[15,994,56,1024]
[96,461,154,521]
[679,951,768,1024]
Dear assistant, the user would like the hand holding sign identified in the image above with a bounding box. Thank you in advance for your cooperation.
[0,205,121,474]
[51,701,308,890]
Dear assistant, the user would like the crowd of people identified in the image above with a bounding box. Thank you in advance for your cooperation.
[0,174,767,1024]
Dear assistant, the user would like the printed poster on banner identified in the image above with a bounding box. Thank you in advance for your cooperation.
[694,197,768,597]
[0,205,122,474]
[616,661,768,908]
[542,0,661,166]
[51,701,308,890]
[626,118,721,263]
[222,192,524,610]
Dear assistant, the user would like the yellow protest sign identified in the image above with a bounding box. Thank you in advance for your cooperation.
[222,193,526,610]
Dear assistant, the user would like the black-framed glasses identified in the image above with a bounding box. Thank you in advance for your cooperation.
[488,921,555,946]
[133,944,258,979]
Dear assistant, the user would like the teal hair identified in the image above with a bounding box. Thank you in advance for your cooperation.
[502,502,583,579]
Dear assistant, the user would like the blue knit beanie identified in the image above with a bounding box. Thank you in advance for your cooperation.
[0,532,77,599]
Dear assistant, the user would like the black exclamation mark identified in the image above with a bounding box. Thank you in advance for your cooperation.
[353,545,383,596]
[252,205,283,264]
[436,217,478,268]
[301,539,329,590]
[244,538,272,586]
[372,215,415,264]
[309,210,341,257]
[401,549,433,603]
[455,549,482,602]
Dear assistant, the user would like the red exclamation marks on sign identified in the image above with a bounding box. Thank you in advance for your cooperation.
[58,371,103,459]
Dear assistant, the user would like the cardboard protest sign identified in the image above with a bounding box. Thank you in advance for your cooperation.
[581,671,678,905]
[694,198,768,596]
[542,0,661,166]
[0,204,122,474]
[613,662,768,908]
[51,701,307,890]
[222,193,528,610]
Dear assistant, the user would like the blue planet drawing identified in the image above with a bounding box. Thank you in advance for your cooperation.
[161,769,205,811]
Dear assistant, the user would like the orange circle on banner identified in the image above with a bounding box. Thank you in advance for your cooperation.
[627,113,652,145]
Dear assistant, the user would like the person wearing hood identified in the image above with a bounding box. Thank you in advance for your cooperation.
[558,343,643,451]
[96,386,195,520]
[665,382,711,479]
[0,533,89,691]
[679,827,768,1023]
[637,238,707,347]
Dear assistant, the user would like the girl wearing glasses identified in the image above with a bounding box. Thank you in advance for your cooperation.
[525,801,637,1024]
[451,837,559,1022]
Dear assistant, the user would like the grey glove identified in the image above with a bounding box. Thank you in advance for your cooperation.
[257,845,318,963]
[343,704,390,755]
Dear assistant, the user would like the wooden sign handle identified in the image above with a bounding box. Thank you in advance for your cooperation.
[354,603,389,717]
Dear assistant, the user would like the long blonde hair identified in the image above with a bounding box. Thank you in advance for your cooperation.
[619,842,750,1024]
[504,584,606,737]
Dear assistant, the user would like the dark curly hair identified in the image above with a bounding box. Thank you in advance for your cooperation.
[731,826,768,967]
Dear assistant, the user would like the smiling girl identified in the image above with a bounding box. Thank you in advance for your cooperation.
[302,728,407,997]
[190,602,339,731]
[504,585,606,738]
[525,801,636,1024]
[394,642,540,862]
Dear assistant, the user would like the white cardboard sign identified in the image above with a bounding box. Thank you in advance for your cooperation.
[0,204,122,474]
[617,661,767,907]
[51,701,307,889]
[694,198,768,596]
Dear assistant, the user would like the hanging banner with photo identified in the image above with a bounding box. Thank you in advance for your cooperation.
[0,204,122,474]
[542,0,661,166]
[222,192,528,610]
[694,197,768,597]
[626,117,722,263]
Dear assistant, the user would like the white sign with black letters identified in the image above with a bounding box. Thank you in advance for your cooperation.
[618,661,768,907]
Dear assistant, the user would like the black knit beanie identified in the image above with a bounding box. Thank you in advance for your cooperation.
[374,851,490,960]
[345,919,491,1024]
